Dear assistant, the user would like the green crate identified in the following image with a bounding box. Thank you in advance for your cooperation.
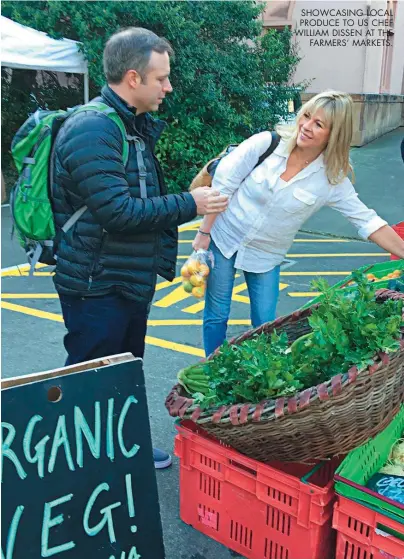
[300,259,404,309]
[335,405,404,523]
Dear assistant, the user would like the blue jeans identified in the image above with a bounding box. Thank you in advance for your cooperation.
[203,241,280,356]
[59,293,150,366]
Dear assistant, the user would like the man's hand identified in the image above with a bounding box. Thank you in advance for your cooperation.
[191,187,228,215]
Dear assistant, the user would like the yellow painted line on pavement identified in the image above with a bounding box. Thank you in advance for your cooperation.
[280,271,350,276]
[1,270,54,277]
[1,301,206,357]
[181,300,205,314]
[155,277,183,291]
[233,282,247,294]
[154,272,240,308]
[2,294,60,299]
[1,263,48,275]
[176,253,386,260]
[182,281,289,314]
[153,284,193,307]
[1,301,64,322]
[293,239,349,242]
[0,301,249,328]
[148,319,250,326]
[180,296,243,312]
[232,295,250,304]
[178,222,201,232]
[179,238,351,244]
[182,282,251,314]
[288,292,322,298]
[145,336,204,357]
[286,253,387,258]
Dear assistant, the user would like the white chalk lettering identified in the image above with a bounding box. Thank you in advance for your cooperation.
[41,494,75,557]
[118,397,140,459]
[1,423,27,481]
[1,505,24,559]
[2,396,141,482]
[74,403,101,468]
[23,415,50,479]
[48,415,75,474]
[109,547,141,559]
[107,398,115,462]
[83,482,121,543]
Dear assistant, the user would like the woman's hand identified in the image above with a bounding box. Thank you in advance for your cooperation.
[192,231,211,251]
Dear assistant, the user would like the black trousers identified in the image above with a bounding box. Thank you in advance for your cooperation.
[59,293,150,366]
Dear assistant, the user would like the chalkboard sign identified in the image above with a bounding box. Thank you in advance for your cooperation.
[1,355,165,559]
[367,473,404,505]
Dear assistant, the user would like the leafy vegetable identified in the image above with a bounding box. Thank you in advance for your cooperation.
[177,364,209,395]
[179,270,403,409]
[195,331,303,409]
[293,270,403,385]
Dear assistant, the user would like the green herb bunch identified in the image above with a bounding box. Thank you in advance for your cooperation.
[189,271,403,409]
[294,271,404,386]
[198,331,303,409]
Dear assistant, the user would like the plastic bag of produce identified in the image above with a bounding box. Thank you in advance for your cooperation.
[180,249,214,299]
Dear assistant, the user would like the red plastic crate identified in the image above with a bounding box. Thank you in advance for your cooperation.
[391,222,404,261]
[333,496,404,559]
[175,421,341,559]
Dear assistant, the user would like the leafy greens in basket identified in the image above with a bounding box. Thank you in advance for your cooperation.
[178,271,403,409]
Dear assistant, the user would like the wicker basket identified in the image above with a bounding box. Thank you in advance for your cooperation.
[165,289,404,463]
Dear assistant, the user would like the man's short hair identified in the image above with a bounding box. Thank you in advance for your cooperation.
[103,27,173,84]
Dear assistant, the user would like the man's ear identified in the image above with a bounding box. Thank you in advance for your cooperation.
[125,69,143,89]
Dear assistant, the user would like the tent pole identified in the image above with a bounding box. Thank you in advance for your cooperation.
[84,72,89,103]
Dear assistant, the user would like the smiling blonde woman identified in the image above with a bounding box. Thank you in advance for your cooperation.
[192,90,404,357]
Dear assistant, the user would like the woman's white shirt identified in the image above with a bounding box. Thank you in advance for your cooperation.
[210,132,387,273]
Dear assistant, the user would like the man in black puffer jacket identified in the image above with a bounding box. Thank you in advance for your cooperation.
[52,27,228,469]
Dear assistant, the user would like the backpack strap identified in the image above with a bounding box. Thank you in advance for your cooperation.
[255,131,281,169]
[126,135,147,198]
[62,206,88,233]
[26,240,54,277]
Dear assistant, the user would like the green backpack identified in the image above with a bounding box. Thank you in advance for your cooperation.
[10,101,148,275]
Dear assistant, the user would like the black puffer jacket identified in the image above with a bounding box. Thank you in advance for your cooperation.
[52,86,197,303]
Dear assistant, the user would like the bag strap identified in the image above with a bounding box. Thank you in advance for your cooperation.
[126,135,147,199]
[254,131,281,169]
[207,132,281,178]
[62,206,88,233]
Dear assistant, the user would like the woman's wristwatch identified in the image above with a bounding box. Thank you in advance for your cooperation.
[198,229,211,237]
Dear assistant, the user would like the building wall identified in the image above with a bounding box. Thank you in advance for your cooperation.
[261,0,404,144]
[262,0,403,95]
[292,0,368,94]
[390,0,404,94]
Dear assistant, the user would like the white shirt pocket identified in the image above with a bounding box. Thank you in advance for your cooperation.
[283,187,318,214]
[247,165,266,184]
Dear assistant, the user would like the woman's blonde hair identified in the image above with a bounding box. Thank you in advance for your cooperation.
[277,90,354,185]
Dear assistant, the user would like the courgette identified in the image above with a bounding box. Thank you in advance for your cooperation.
[289,332,313,359]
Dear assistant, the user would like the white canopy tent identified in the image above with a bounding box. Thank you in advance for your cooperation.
[1,16,89,102]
